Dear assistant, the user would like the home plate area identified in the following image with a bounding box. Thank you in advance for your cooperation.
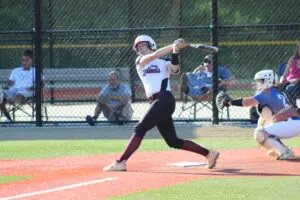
[130,148,300,175]
[167,162,207,167]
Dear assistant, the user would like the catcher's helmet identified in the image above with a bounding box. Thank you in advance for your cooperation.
[254,69,278,90]
[133,35,157,52]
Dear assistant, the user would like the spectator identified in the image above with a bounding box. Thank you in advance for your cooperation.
[278,63,287,77]
[0,49,35,123]
[279,44,300,105]
[86,71,133,126]
[180,54,236,98]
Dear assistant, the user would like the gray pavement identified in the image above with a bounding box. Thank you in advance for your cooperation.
[0,123,255,140]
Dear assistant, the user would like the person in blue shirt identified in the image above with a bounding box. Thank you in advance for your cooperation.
[86,71,133,126]
[222,69,300,160]
[180,55,236,98]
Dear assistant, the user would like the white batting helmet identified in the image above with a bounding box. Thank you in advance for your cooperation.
[133,35,157,52]
[254,69,278,90]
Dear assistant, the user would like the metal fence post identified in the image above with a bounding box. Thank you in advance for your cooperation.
[211,0,219,124]
[34,0,43,126]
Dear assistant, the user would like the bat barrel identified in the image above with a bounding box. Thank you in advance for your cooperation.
[190,44,219,52]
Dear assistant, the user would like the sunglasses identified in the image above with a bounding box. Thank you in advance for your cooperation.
[204,59,211,64]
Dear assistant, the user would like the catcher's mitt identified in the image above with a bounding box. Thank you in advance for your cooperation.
[216,91,232,110]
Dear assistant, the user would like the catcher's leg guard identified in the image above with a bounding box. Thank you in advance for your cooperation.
[254,127,288,157]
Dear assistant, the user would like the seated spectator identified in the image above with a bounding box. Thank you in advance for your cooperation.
[0,49,35,123]
[278,63,287,77]
[180,54,236,98]
[86,71,133,126]
[279,44,300,105]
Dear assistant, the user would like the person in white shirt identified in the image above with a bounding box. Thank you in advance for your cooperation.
[0,49,35,122]
[103,35,220,171]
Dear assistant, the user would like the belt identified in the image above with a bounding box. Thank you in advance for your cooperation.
[148,91,164,101]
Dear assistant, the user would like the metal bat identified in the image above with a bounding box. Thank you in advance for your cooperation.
[189,44,219,52]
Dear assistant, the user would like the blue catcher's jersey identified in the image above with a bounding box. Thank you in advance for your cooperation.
[253,87,291,115]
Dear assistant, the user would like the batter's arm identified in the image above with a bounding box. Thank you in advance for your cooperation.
[138,45,173,67]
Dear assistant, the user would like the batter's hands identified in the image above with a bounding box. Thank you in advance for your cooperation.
[173,38,189,53]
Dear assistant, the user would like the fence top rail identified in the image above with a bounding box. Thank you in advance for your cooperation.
[43,25,211,34]
[219,23,300,30]
[0,30,33,34]
[2,23,299,36]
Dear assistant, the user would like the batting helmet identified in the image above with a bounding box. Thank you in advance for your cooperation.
[133,35,157,52]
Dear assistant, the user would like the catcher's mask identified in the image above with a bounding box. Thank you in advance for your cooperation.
[254,69,279,91]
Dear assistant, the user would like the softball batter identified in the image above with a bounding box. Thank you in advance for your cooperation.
[103,35,220,171]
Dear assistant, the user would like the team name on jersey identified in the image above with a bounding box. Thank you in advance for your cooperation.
[108,94,121,101]
[142,65,161,76]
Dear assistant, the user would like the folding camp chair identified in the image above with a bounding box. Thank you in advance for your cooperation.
[1,92,48,122]
[178,92,230,120]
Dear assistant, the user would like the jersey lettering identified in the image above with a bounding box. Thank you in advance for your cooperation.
[142,65,161,76]
[277,93,289,107]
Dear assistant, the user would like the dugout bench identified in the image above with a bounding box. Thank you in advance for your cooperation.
[43,67,131,103]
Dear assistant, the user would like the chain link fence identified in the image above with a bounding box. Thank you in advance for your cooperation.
[0,0,299,125]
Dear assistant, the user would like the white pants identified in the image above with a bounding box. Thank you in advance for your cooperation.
[265,118,300,139]
[4,87,33,100]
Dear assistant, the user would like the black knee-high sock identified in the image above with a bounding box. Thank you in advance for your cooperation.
[117,135,143,162]
[182,140,209,156]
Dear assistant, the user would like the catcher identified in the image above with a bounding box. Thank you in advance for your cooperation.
[217,69,300,160]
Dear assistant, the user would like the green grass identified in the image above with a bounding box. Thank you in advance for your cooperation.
[106,177,300,200]
[1,138,300,159]
[0,176,31,184]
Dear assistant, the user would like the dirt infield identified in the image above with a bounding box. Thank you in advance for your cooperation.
[1,148,300,200]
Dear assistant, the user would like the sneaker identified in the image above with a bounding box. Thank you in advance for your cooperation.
[278,149,295,160]
[180,73,189,94]
[103,160,127,171]
[86,115,96,126]
[206,149,220,169]
[4,119,12,123]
